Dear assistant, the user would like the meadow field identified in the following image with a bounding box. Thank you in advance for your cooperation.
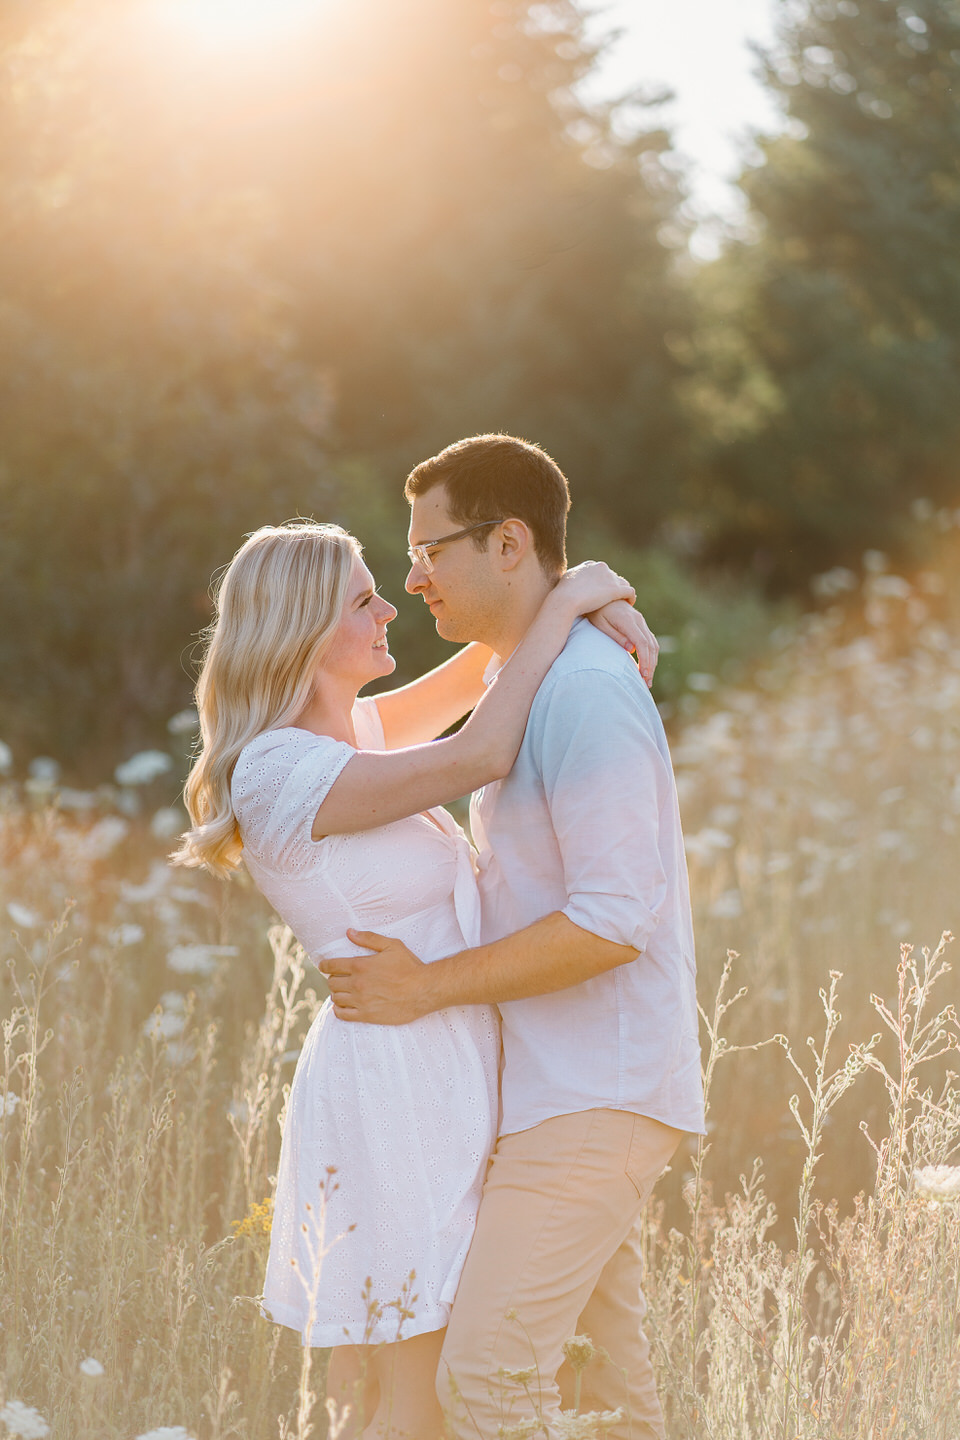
[2,539,959,1439]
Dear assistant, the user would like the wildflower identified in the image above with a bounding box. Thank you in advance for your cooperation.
[496,1423,541,1440]
[134,1429,196,1440]
[151,806,184,840]
[0,1401,51,1439]
[6,902,40,928]
[167,708,199,735]
[232,1197,274,1238]
[109,923,145,948]
[115,750,174,786]
[556,1411,624,1440]
[913,1165,960,1203]
[79,1357,104,1377]
[498,1365,536,1386]
[710,889,743,920]
[142,1010,186,1041]
[166,943,237,976]
[561,1334,596,1372]
[3,1093,21,1117]
[0,739,12,773]
[28,757,60,785]
[81,816,129,860]
[163,1040,197,1066]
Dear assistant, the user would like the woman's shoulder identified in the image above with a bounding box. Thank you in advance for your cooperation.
[231,727,354,811]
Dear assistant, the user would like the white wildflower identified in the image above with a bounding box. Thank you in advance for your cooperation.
[143,1009,186,1041]
[134,1429,196,1440]
[56,787,97,811]
[160,991,186,1013]
[3,1092,20,1117]
[0,1400,51,1438]
[913,1165,960,1203]
[28,756,60,785]
[121,862,170,903]
[81,816,129,860]
[561,1334,596,1371]
[162,1040,196,1066]
[684,827,734,862]
[556,1410,625,1439]
[868,574,911,600]
[810,566,857,598]
[167,708,199,735]
[0,739,13,773]
[710,888,743,920]
[79,1356,104,1377]
[6,902,40,929]
[166,943,237,976]
[109,923,145,948]
[115,750,174,786]
[862,548,887,572]
[151,806,184,840]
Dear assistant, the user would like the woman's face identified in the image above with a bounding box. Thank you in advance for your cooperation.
[322,552,398,689]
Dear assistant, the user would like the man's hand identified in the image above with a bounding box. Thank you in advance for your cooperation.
[319,929,431,1024]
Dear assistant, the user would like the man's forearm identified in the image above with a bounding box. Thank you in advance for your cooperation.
[416,911,637,1014]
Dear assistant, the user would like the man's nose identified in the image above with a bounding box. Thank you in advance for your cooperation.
[405,562,428,594]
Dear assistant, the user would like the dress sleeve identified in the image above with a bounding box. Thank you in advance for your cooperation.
[231,730,356,873]
[533,670,671,953]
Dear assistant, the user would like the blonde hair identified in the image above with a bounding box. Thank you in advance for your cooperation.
[173,521,361,876]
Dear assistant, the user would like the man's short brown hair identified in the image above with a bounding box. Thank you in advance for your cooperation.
[404,434,571,574]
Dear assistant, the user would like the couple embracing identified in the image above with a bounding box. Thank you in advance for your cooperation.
[176,434,705,1438]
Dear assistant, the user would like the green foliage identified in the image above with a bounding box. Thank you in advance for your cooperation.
[697,0,960,585]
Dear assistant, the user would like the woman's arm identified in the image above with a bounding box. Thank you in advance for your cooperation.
[372,599,660,750]
[373,642,494,750]
[312,563,633,838]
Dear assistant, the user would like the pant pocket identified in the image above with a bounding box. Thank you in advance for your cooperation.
[624,1114,682,1204]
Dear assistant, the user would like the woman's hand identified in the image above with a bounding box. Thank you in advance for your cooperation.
[587,598,660,687]
[551,561,635,618]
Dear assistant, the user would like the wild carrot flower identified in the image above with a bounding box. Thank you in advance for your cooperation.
[0,1400,51,1438]
[913,1165,960,1202]
[556,1410,625,1439]
[6,902,40,928]
[79,1357,104,1377]
[134,1428,196,1440]
[115,750,174,786]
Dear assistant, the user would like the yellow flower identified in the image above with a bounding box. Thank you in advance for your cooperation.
[231,1196,274,1238]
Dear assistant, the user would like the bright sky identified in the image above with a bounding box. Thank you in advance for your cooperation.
[582,0,785,250]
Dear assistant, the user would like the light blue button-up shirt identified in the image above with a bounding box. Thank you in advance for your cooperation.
[471,619,706,1137]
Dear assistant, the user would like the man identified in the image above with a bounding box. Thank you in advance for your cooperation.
[322,434,705,1437]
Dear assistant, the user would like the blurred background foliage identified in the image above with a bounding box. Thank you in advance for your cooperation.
[1,0,959,772]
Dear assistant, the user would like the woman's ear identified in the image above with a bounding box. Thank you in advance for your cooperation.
[497,519,533,572]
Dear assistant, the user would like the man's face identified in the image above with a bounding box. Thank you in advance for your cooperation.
[405,487,504,645]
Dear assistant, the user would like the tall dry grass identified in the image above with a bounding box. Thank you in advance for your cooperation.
[1,541,958,1438]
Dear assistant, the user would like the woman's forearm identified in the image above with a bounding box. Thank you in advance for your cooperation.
[373,642,494,749]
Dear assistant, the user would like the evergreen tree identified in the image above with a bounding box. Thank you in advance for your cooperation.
[701,0,960,584]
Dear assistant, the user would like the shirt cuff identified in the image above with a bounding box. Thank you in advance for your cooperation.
[563,892,659,953]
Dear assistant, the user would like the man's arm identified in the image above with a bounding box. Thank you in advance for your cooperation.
[321,911,637,1025]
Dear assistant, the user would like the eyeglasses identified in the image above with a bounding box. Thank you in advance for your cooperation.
[406,519,504,574]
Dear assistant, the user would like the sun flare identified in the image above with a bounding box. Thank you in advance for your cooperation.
[156,0,332,49]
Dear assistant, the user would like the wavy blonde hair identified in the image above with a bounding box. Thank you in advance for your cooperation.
[173,521,361,876]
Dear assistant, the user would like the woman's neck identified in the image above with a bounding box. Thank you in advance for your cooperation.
[291,680,360,744]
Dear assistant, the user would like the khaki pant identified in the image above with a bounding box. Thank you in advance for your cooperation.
[439,1108,681,1439]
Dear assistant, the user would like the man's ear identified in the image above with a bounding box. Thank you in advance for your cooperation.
[497,519,533,572]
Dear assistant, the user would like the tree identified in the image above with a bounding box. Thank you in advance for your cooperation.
[698,0,960,585]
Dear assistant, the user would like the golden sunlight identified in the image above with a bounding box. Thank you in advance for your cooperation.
[154,0,333,49]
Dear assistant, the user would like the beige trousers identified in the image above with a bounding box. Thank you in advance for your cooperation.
[438,1108,681,1440]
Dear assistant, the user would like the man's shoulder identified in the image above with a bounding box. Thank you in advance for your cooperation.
[539,620,653,704]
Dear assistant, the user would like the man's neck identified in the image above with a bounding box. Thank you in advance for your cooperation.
[485,570,559,660]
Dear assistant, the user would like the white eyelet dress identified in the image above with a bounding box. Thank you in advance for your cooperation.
[231,698,500,1347]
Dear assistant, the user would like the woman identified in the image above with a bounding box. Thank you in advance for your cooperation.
[174,520,652,1437]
